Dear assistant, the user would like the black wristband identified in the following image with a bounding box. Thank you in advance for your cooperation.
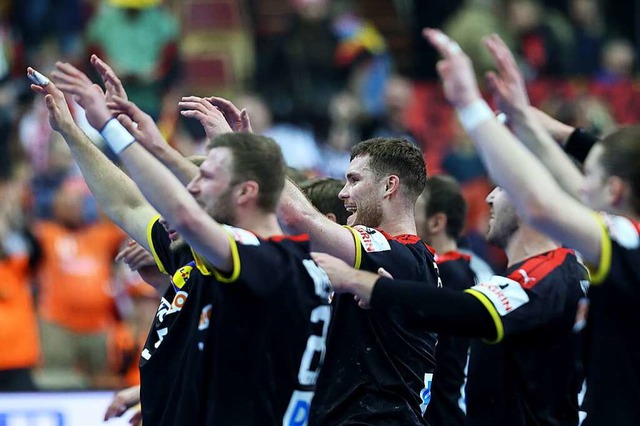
[564,128,599,164]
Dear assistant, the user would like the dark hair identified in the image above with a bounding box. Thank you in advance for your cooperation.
[207,133,285,212]
[350,137,427,201]
[599,125,640,214]
[423,175,467,239]
[299,178,349,225]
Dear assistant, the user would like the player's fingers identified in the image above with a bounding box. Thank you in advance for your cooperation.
[422,28,461,60]
[208,96,242,118]
[377,267,393,279]
[117,113,143,140]
[55,61,92,85]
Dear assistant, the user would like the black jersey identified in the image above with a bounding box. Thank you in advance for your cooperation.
[310,226,440,425]
[139,216,214,426]
[465,248,587,426]
[425,251,476,426]
[200,227,332,426]
[583,214,640,425]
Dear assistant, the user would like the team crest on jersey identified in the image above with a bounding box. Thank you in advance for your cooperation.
[172,261,195,289]
[471,276,529,316]
[222,224,260,246]
[353,226,391,252]
[603,214,640,249]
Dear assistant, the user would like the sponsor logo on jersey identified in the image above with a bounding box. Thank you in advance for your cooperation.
[472,276,529,316]
[223,224,260,246]
[172,261,195,289]
[603,214,640,249]
[354,226,391,252]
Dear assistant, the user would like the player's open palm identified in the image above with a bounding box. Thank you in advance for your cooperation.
[208,96,252,133]
[51,62,112,131]
[179,96,233,139]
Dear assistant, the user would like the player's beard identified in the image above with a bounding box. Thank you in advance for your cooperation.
[486,214,519,249]
[350,198,383,228]
[212,185,238,226]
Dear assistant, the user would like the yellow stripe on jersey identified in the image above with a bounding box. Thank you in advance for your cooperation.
[465,288,505,344]
[344,226,363,270]
[146,214,168,275]
[588,213,612,285]
[210,231,241,283]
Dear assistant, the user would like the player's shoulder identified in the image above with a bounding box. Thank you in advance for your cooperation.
[599,213,640,251]
[506,248,578,289]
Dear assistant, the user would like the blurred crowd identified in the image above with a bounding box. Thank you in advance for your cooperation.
[0,0,637,391]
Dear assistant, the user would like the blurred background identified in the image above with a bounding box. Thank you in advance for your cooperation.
[0,0,638,415]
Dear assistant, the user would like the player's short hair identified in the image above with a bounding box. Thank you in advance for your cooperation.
[299,178,349,225]
[208,133,285,212]
[423,175,467,239]
[350,137,427,202]
[599,125,640,214]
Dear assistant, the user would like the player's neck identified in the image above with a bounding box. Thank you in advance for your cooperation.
[378,213,417,236]
[505,225,560,268]
[428,233,458,255]
[236,211,284,238]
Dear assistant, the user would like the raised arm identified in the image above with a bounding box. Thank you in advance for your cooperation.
[483,34,584,198]
[32,67,156,252]
[51,62,234,272]
[90,55,199,185]
[278,179,357,266]
[423,29,603,266]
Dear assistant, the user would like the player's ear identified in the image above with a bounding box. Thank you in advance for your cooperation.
[237,180,259,206]
[427,212,447,234]
[384,175,400,196]
[606,175,627,208]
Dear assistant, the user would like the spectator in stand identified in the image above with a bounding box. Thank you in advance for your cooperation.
[235,93,322,173]
[596,39,636,85]
[0,176,40,392]
[567,0,606,76]
[34,178,125,389]
[369,75,420,147]
[506,0,572,78]
[86,0,180,120]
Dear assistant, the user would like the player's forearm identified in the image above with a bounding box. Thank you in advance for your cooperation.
[278,179,356,265]
[58,125,150,228]
[529,106,575,146]
[146,138,199,185]
[370,277,497,339]
[509,108,583,199]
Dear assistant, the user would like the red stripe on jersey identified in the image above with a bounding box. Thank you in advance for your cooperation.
[269,234,310,243]
[436,251,471,264]
[376,229,435,253]
[507,247,574,289]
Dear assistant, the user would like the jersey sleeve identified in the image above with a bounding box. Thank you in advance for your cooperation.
[465,272,570,343]
[146,214,175,275]
[589,213,640,297]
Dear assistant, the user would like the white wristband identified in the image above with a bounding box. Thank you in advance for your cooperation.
[455,100,494,132]
[100,118,136,154]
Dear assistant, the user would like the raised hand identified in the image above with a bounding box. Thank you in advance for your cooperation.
[422,28,482,109]
[51,62,112,131]
[28,67,76,134]
[179,96,233,140]
[483,34,530,117]
[207,96,252,133]
[90,54,128,109]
